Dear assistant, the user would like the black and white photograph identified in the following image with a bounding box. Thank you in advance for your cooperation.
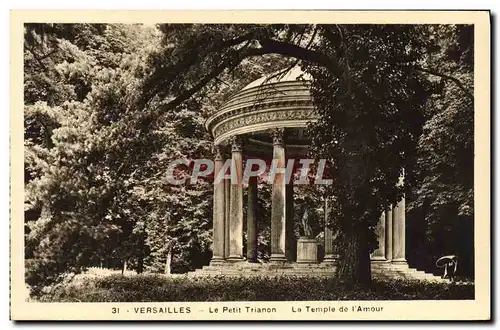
[9,10,490,321]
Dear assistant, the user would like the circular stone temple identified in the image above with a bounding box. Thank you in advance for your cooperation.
[206,67,316,154]
[197,67,412,278]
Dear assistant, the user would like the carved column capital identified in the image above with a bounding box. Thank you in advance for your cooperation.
[272,128,285,146]
[230,135,243,152]
[214,145,224,161]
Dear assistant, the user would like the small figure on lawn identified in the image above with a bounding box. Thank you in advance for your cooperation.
[436,255,458,282]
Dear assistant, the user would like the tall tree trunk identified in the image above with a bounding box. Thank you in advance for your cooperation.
[335,224,372,287]
[122,260,127,275]
[137,254,144,274]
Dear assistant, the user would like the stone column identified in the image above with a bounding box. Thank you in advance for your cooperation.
[210,146,225,264]
[228,136,244,261]
[371,211,386,261]
[392,197,407,263]
[285,174,295,261]
[270,128,287,262]
[323,197,337,264]
[246,176,258,262]
[385,205,393,261]
[224,176,230,259]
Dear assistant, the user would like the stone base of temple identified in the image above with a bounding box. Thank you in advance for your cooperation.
[370,261,447,282]
[226,256,245,262]
[189,261,335,277]
[189,260,447,282]
[209,257,226,266]
[269,254,288,263]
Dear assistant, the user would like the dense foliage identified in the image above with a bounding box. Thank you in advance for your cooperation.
[304,25,431,283]
[24,24,216,287]
[35,274,474,302]
[407,25,474,276]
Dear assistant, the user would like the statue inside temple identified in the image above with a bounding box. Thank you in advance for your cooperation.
[300,208,314,239]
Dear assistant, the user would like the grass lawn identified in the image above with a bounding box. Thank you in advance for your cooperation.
[32,273,474,302]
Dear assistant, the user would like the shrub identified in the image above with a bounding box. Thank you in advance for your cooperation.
[35,274,474,302]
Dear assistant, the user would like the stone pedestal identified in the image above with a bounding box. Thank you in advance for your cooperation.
[296,237,318,263]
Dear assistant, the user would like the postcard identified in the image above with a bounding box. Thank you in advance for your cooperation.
[10,10,490,321]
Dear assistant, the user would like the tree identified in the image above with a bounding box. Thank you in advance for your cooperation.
[301,25,435,285]
[407,25,474,276]
[23,23,285,287]
[24,23,290,289]
[24,23,182,288]
[140,23,474,286]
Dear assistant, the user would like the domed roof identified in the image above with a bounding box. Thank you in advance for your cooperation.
[241,66,312,91]
[206,66,317,146]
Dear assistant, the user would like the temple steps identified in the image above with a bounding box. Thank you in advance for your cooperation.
[188,261,447,283]
[371,262,446,282]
